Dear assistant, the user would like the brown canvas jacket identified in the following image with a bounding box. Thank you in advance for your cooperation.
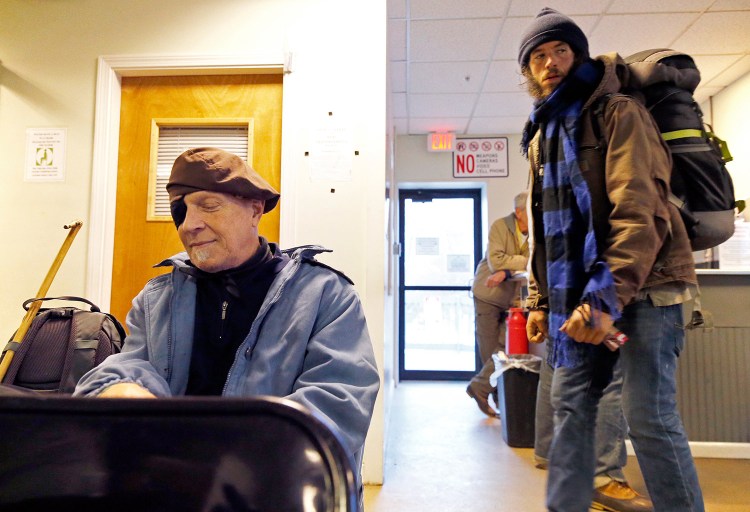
[526,53,697,313]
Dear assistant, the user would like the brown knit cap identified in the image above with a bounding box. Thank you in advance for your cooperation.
[167,147,280,213]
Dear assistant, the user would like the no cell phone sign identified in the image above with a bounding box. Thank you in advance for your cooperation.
[453,137,508,178]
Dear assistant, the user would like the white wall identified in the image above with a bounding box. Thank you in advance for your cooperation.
[712,71,750,204]
[395,133,530,250]
[0,0,386,484]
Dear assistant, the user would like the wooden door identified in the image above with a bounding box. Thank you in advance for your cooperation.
[112,74,283,324]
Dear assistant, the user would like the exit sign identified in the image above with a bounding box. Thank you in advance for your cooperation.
[427,132,455,152]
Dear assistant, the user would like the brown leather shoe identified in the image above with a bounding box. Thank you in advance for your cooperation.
[591,480,653,512]
[466,382,498,417]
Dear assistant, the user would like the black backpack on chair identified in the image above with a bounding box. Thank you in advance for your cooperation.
[0,296,126,393]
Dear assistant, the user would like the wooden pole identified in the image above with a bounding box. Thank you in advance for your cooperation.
[0,221,83,382]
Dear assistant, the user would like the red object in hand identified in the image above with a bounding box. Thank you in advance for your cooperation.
[603,329,628,351]
[506,307,529,354]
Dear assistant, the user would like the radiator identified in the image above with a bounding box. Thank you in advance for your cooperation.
[676,327,750,442]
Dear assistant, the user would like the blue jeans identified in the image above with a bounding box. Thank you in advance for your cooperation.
[547,299,704,512]
[535,351,627,488]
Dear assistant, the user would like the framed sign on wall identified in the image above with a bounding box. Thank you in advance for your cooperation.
[453,137,508,179]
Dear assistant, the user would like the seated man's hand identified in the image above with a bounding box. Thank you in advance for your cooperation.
[485,271,507,288]
[97,383,157,398]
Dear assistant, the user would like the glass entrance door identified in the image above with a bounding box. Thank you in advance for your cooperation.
[398,189,481,380]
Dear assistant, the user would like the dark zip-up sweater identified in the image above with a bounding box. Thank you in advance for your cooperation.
[183,237,290,395]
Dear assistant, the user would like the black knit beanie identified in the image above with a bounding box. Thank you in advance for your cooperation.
[518,7,589,67]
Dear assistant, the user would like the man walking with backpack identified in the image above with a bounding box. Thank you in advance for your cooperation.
[518,8,704,512]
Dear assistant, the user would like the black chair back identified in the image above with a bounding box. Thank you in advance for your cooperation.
[0,392,357,512]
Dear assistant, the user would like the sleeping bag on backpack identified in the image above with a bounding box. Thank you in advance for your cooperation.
[624,49,737,251]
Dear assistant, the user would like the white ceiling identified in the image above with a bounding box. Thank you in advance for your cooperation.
[388,0,750,135]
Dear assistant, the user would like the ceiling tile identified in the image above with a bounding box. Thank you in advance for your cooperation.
[410,61,487,93]
[695,86,725,104]
[410,0,511,20]
[492,18,530,61]
[388,0,407,19]
[410,19,501,62]
[493,15,599,60]
[588,13,696,58]
[392,93,408,117]
[393,118,409,134]
[709,0,750,10]
[692,55,743,86]
[387,0,750,136]
[507,0,609,16]
[705,56,750,88]
[466,116,530,135]
[672,11,750,55]
[390,61,407,93]
[474,92,533,118]
[388,19,407,61]
[409,93,477,118]
[482,60,526,92]
[409,117,469,134]
[608,0,713,13]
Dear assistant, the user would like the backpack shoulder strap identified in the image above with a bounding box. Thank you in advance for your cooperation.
[588,92,626,149]
[60,310,110,393]
[103,312,128,343]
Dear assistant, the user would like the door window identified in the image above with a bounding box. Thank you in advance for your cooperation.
[398,189,481,381]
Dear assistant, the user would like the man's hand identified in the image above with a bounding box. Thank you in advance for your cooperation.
[485,271,507,288]
[97,383,157,398]
[559,304,614,345]
[526,310,548,344]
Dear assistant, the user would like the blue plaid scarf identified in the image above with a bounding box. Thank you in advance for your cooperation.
[523,59,621,368]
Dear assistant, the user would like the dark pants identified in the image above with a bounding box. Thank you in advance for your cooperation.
[546,300,704,512]
[535,347,627,489]
[470,298,507,394]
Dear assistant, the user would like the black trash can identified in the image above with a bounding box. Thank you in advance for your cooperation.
[492,353,541,448]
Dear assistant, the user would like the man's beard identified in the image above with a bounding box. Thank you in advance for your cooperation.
[192,247,211,265]
[521,66,551,100]
[521,55,584,101]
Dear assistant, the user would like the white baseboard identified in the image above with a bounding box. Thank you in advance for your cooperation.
[625,440,750,459]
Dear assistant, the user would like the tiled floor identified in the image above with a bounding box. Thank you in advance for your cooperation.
[364,381,750,512]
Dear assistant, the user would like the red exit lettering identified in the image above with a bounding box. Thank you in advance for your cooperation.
[427,132,455,152]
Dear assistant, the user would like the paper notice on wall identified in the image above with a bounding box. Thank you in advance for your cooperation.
[307,115,353,182]
[717,220,750,270]
[416,237,439,255]
[447,254,471,272]
[25,128,66,181]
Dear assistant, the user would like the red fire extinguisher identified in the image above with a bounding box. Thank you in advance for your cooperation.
[506,307,529,355]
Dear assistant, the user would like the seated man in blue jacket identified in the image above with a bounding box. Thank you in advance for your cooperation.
[75,147,380,503]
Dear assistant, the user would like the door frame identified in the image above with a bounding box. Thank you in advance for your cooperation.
[86,54,290,311]
[397,188,482,381]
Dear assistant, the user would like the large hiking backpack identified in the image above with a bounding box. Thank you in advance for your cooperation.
[621,49,739,251]
[0,296,126,393]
